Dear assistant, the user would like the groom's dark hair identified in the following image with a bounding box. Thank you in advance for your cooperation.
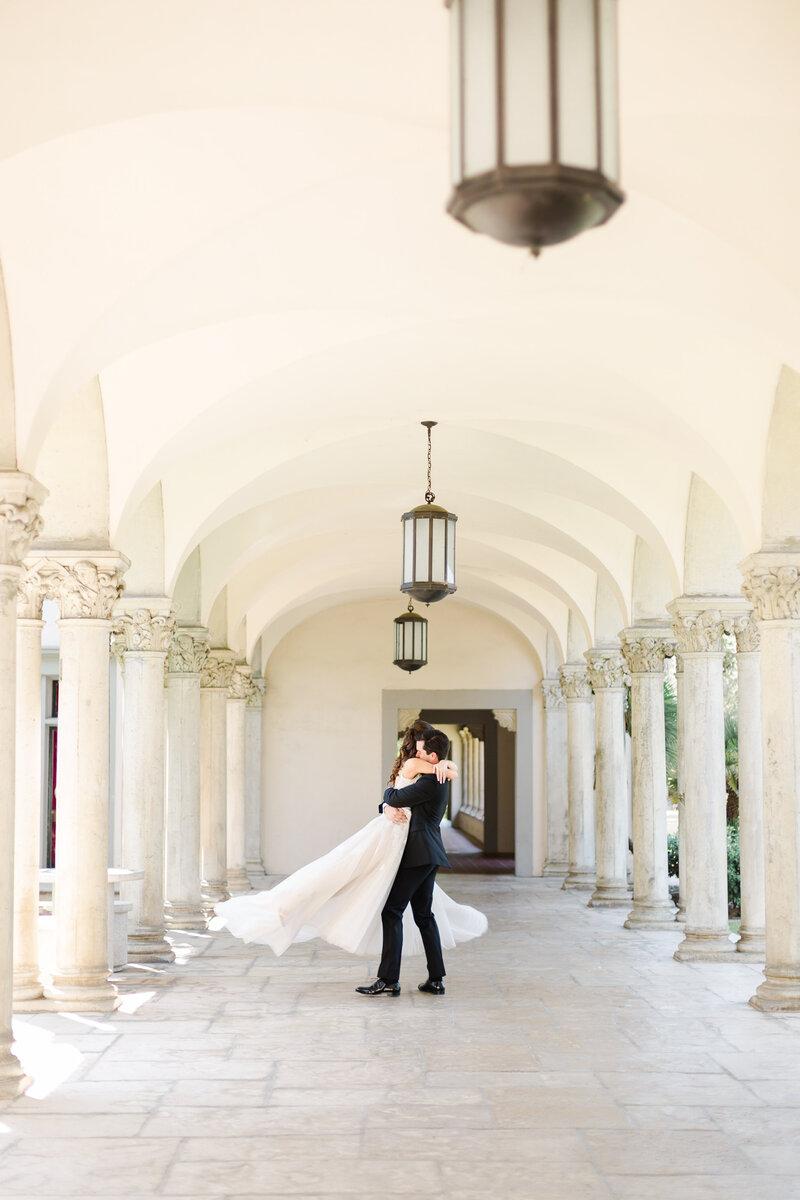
[421,728,449,762]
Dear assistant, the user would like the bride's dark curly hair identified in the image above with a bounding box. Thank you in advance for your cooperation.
[388,718,434,785]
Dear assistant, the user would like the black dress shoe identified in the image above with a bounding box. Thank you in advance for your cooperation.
[355,979,401,996]
[418,979,445,995]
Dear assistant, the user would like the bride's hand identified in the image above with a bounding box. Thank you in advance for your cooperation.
[384,806,408,824]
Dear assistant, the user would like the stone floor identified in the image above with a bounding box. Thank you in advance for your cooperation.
[3,876,800,1199]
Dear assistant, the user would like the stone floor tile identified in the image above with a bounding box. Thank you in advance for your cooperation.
[440,1159,613,1198]
[8,1080,171,1113]
[272,1058,424,1089]
[598,1069,763,1107]
[0,1154,169,1195]
[606,1176,800,1200]
[584,1129,755,1175]
[165,1078,272,1106]
[162,1157,438,1194]
[141,1104,363,1138]
[173,1134,362,1161]
[621,1105,718,1130]
[0,1114,147,1138]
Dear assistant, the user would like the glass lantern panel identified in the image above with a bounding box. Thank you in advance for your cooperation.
[463,0,498,178]
[431,515,446,583]
[504,0,550,166]
[557,0,598,170]
[415,516,431,583]
[395,622,403,661]
[599,0,619,180]
[450,0,463,183]
[446,516,457,586]
[420,621,427,660]
[402,516,414,586]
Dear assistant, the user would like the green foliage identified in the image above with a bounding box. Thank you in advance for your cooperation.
[664,677,678,801]
[727,818,740,916]
[667,831,679,878]
[667,823,742,916]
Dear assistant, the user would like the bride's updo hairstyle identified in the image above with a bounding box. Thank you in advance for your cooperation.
[388,718,434,785]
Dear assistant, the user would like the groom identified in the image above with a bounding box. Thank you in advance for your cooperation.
[355,727,451,998]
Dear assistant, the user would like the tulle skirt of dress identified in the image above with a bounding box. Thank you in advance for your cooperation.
[211,811,488,958]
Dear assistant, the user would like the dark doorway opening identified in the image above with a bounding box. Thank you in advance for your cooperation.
[418,708,515,876]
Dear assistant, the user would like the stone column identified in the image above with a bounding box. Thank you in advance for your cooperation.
[741,556,800,1008]
[733,614,765,957]
[13,568,45,1002]
[245,676,267,884]
[585,649,631,907]
[112,601,176,963]
[0,475,45,1097]
[670,601,742,961]
[558,664,595,890]
[620,627,677,929]
[541,679,568,875]
[164,627,209,931]
[226,664,252,894]
[40,552,127,1011]
[675,651,687,922]
[477,739,485,820]
[200,649,234,910]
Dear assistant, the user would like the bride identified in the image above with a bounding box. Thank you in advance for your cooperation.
[211,720,487,958]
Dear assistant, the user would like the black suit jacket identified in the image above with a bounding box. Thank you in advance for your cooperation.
[381,773,451,870]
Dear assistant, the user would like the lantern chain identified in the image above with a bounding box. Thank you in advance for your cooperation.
[422,420,437,504]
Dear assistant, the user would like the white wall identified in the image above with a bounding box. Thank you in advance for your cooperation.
[261,598,539,873]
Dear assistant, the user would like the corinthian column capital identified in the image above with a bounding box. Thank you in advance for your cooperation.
[28,550,128,620]
[201,649,235,690]
[732,613,760,653]
[167,626,210,675]
[0,473,47,567]
[667,596,751,654]
[228,664,252,701]
[540,678,566,711]
[16,565,46,620]
[740,552,800,622]
[112,600,177,658]
[246,676,266,709]
[620,626,675,674]
[584,649,628,691]
[558,663,592,700]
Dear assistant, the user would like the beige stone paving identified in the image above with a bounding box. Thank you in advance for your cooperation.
[1,877,800,1197]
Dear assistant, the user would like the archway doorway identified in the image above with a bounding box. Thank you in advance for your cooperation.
[419,708,515,874]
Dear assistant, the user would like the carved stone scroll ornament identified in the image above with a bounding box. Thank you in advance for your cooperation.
[540,679,566,711]
[558,665,593,700]
[167,628,210,675]
[585,651,629,692]
[247,676,266,709]
[0,570,21,618]
[0,496,44,567]
[398,708,422,732]
[732,613,760,654]
[228,665,252,701]
[492,708,517,732]
[38,559,126,621]
[201,652,235,691]
[741,558,800,622]
[16,567,45,620]
[620,631,675,675]
[112,607,177,657]
[670,609,726,655]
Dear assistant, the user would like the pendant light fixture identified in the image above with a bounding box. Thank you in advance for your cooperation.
[393,601,429,673]
[400,421,457,605]
[445,0,624,255]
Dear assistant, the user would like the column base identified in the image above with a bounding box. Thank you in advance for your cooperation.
[562,870,595,891]
[13,967,43,1003]
[43,974,119,1012]
[0,1049,31,1099]
[202,884,230,917]
[164,903,208,933]
[624,901,677,930]
[589,884,632,908]
[674,930,739,961]
[736,926,766,957]
[676,906,687,923]
[226,868,252,894]
[126,930,176,963]
[542,860,569,877]
[749,970,800,1011]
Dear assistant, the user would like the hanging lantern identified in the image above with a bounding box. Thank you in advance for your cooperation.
[446,0,624,255]
[401,421,457,605]
[393,602,429,673]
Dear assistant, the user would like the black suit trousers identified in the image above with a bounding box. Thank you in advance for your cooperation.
[378,863,445,984]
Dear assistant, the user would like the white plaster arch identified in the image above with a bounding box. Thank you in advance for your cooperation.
[683,474,747,597]
[631,537,675,623]
[0,261,16,469]
[762,365,800,547]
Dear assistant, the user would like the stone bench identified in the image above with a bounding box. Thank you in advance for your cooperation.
[38,867,145,971]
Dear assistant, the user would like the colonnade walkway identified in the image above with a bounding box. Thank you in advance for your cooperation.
[2,877,800,1199]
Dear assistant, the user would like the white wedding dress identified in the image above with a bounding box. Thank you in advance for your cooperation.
[211,775,488,957]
